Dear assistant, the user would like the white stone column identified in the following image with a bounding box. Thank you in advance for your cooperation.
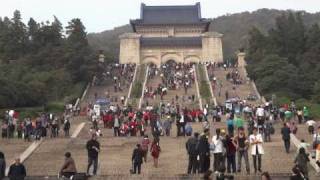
[237,52,246,67]
[119,33,141,64]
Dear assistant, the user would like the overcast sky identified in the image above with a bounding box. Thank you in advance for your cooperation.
[1,0,320,33]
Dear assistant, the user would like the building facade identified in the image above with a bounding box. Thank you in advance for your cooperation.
[119,3,223,67]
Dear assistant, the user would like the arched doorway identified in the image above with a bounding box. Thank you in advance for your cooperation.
[161,53,182,65]
[184,55,201,64]
[143,56,160,67]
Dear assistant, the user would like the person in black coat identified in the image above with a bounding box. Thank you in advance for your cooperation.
[186,132,199,174]
[0,152,6,180]
[197,132,210,173]
[8,158,26,180]
[86,134,100,176]
[281,123,291,153]
[131,144,144,174]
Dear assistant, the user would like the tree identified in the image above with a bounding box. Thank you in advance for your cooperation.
[66,18,88,47]
[269,13,305,65]
[65,18,94,82]
[9,10,28,59]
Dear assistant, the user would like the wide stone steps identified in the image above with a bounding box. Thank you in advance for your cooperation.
[207,66,261,105]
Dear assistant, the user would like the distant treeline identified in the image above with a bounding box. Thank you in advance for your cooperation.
[0,10,96,108]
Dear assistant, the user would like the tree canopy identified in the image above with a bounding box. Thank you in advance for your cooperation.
[246,12,320,104]
[0,11,97,108]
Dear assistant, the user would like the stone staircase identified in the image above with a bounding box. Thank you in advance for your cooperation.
[142,65,200,110]
[23,65,135,176]
[19,63,320,179]
[205,66,317,176]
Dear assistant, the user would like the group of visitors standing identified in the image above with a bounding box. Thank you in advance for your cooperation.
[1,109,73,141]
[185,126,264,175]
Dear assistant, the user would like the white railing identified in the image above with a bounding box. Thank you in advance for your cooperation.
[193,65,203,110]
[290,134,320,173]
[125,65,138,106]
[138,65,149,109]
[203,64,217,106]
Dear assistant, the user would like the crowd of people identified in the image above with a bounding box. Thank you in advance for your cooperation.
[1,62,320,180]
[144,62,196,105]
[1,108,75,141]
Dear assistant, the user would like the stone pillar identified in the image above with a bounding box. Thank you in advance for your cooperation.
[119,33,141,64]
[201,32,223,63]
[237,52,246,67]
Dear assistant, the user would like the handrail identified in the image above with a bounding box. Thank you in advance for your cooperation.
[203,64,217,106]
[290,133,320,173]
[138,65,149,109]
[193,65,203,110]
[125,65,138,106]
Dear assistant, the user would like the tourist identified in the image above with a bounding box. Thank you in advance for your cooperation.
[261,171,272,180]
[303,106,309,121]
[225,134,236,173]
[163,117,172,136]
[8,158,26,180]
[63,119,71,137]
[141,135,150,162]
[0,152,5,180]
[297,139,310,155]
[150,138,161,168]
[294,148,309,178]
[202,119,210,131]
[313,126,320,143]
[131,144,144,174]
[290,166,307,180]
[186,132,199,174]
[233,127,250,174]
[313,126,320,163]
[212,128,225,172]
[60,152,77,178]
[226,117,234,136]
[297,109,303,124]
[113,114,121,137]
[306,118,316,135]
[290,122,298,135]
[234,114,244,130]
[198,130,210,173]
[86,134,100,176]
[281,123,291,153]
[264,119,273,142]
[249,127,264,173]
[176,113,186,136]
[185,122,193,136]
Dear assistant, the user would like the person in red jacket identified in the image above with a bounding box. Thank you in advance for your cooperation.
[191,109,197,122]
[129,120,137,136]
[143,111,150,126]
[150,139,161,168]
[102,114,108,128]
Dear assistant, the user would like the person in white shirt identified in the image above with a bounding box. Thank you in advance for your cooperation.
[203,108,208,121]
[212,128,225,172]
[306,119,316,134]
[256,107,265,118]
[249,127,264,173]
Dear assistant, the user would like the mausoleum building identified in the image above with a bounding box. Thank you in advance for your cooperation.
[119,3,223,67]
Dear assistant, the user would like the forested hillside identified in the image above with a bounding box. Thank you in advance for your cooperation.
[247,12,320,117]
[0,11,96,108]
[88,9,320,60]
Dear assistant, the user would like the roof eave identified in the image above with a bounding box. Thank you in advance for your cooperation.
[130,20,138,32]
